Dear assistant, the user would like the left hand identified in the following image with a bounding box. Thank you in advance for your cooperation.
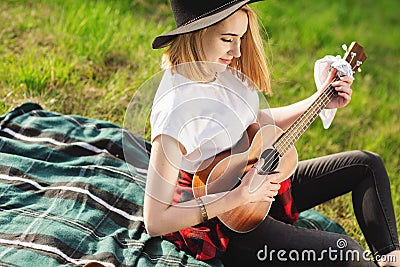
[320,68,354,109]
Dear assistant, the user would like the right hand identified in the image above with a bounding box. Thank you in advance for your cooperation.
[238,158,281,204]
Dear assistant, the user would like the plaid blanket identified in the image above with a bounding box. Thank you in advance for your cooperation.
[0,103,345,267]
[0,102,221,267]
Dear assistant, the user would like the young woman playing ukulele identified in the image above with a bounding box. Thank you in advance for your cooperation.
[144,1,400,266]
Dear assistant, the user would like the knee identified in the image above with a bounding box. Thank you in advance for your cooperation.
[347,150,390,186]
[351,150,385,169]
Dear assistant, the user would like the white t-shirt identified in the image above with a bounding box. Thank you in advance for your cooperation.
[150,69,259,173]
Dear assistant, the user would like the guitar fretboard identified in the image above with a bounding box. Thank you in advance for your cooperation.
[274,82,338,156]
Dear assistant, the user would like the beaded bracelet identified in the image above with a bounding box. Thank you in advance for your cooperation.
[195,197,208,222]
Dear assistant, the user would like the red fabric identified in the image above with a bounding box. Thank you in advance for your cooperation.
[163,169,298,261]
[269,178,299,224]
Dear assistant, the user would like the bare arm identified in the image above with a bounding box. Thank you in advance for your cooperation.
[259,95,317,130]
[143,134,281,236]
[258,69,353,130]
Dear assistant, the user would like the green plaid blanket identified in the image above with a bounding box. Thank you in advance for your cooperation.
[0,102,221,267]
[0,103,345,267]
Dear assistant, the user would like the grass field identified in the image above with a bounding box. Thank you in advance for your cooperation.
[1,0,399,250]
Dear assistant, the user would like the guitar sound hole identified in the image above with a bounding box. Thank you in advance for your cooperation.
[259,148,280,174]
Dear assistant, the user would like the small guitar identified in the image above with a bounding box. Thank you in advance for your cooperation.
[192,42,367,233]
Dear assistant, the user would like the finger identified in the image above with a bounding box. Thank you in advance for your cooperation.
[320,68,338,90]
[246,158,266,192]
[329,67,338,80]
[334,94,351,107]
[337,92,352,102]
[244,158,265,182]
[341,87,353,96]
[334,85,353,96]
[265,196,275,202]
[265,190,279,198]
[256,158,265,168]
[270,183,281,191]
[340,76,354,84]
[332,80,352,88]
[251,158,265,174]
[264,181,281,191]
[332,80,352,92]
[265,172,281,183]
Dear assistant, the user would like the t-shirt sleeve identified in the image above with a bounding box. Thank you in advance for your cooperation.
[150,98,212,156]
[149,92,198,155]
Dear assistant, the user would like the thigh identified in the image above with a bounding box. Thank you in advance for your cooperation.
[291,150,399,256]
[291,150,373,212]
[221,215,376,267]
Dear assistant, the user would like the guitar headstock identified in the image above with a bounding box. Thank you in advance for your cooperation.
[342,41,367,74]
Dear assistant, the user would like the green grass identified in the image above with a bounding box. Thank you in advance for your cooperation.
[1,0,399,250]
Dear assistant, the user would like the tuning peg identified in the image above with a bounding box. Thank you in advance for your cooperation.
[358,68,362,73]
[342,44,348,51]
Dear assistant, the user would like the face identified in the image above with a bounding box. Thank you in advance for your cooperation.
[201,10,248,73]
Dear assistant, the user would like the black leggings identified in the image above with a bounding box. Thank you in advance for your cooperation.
[221,150,399,266]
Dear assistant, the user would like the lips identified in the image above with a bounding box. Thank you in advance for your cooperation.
[219,58,232,65]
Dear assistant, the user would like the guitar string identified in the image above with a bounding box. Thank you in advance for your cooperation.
[274,56,360,156]
[263,77,341,168]
[275,61,359,156]
[276,59,360,155]
[275,84,337,155]
[257,86,336,173]
[258,56,360,173]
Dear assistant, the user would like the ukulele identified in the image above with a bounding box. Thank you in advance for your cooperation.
[192,42,367,233]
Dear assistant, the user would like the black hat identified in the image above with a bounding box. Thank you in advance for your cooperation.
[152,0,263,49]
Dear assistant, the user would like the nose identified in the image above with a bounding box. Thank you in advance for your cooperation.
[229,40,241,58]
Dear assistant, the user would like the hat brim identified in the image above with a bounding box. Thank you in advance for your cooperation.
[152,0,262,49]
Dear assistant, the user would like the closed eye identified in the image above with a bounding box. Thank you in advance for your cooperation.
[222,38,233,43]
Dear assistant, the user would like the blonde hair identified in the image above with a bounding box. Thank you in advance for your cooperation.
[161,28,216,82]
[162,5,271,94]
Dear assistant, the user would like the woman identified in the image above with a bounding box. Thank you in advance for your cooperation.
[144,1,400,266]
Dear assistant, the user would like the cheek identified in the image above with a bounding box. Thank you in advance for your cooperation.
[202,37,224,62]
[202,43,216,61]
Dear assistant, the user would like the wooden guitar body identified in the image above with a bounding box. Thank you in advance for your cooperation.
[193,124,298,233]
